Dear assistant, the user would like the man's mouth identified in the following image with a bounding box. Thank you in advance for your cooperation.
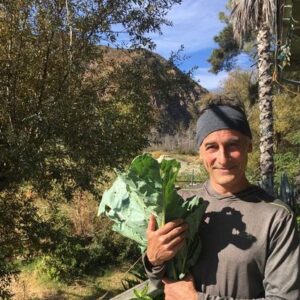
[213,166,236,171]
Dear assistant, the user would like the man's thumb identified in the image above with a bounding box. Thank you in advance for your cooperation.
[147,214,156,232]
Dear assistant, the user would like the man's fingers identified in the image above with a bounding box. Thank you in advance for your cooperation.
[164,223,188,243]
[159,219,185,234]
[147,214,156,232]
[167,232,186,249]
[170,238,185,254]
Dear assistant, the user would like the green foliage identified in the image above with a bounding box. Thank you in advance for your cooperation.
[36,237,89,282]
[99,154,207,280]
[31,202,87,282]
[274,93,300,147]
[221,69,258,107]
[91,220,141,267]
[131,284,153,300]
[122,261,165,300]
[0,187,52,297]
[207,6,258,74]
[246,149,260,184]
[273,93,300,186]
[277,173,298,214]
[286,131,300,146]
[34,198,140,282]
[0,0,183,291]
[208,23,241,74]
[0,0,180,192]
[274,152,300,187]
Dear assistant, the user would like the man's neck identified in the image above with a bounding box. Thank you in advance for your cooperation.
[209,179,251,195]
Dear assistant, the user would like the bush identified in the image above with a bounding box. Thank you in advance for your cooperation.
[274,152,300,187]
[36,227,140,282]
[34,192,140,282]
[36,235,90,282]
[0,187,51,297]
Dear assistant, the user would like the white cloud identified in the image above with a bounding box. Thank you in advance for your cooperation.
[193,68,228,91]
[151,0,227,57]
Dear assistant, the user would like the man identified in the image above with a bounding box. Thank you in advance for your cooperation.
[143,96,300,299]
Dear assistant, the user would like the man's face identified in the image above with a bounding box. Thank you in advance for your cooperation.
[199,129,252,194]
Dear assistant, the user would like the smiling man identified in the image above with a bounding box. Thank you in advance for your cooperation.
[198,129,251,194]
[143,96,300,299]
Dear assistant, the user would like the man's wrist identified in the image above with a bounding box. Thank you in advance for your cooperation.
[145,253,163,267]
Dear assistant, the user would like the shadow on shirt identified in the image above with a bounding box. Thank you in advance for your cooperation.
[193,206,257,286]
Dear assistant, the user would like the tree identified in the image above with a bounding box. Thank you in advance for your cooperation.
[273,93,300,186]
[221,69,258,108]
[0,0,182,292]
[230,0,276,194]
[0,0,181,191]
[208,12,241,74]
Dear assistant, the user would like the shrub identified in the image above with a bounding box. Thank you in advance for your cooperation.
[36,235,90,282]
[275,152,300,187]
[34,192,140,282]
[0,186,51,297]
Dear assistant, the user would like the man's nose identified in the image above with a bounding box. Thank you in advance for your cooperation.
[217,148,230,165]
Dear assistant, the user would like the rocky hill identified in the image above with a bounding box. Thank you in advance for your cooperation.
[92,46,208,135]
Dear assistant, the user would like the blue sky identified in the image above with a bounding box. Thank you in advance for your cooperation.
[148,0,250,90]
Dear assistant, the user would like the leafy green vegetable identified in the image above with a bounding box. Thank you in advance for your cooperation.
[131,284,153,300]
[98,153,207,280]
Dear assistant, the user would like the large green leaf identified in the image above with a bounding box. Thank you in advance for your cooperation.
[99,153,207,279]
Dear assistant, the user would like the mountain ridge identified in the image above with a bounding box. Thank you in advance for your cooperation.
[95,46,209,134]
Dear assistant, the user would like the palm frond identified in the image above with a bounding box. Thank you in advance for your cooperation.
[230,0,277,45]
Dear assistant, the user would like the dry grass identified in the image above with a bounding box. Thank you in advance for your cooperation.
[11,269,60,300]
[11,265,135,300]
[150,150,168,159]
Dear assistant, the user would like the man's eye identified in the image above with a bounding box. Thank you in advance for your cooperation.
[228,143,239,148]
[206,145,216,150]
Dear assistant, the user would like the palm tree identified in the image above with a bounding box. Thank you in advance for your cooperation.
[230,0,277,195]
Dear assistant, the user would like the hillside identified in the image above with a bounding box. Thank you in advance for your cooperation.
[91,46,208,135]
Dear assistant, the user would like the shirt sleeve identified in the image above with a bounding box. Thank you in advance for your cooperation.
[262,212,300,299]
[142,252,166,288]
[197,212,300,300]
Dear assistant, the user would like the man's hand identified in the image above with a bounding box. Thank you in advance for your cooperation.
[162,275,198,300]
[146,214,187,266]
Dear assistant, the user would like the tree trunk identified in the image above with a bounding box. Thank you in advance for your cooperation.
[257,25,274,195]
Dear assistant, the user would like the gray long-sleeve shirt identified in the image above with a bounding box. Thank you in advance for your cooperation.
[143,182,300,299]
